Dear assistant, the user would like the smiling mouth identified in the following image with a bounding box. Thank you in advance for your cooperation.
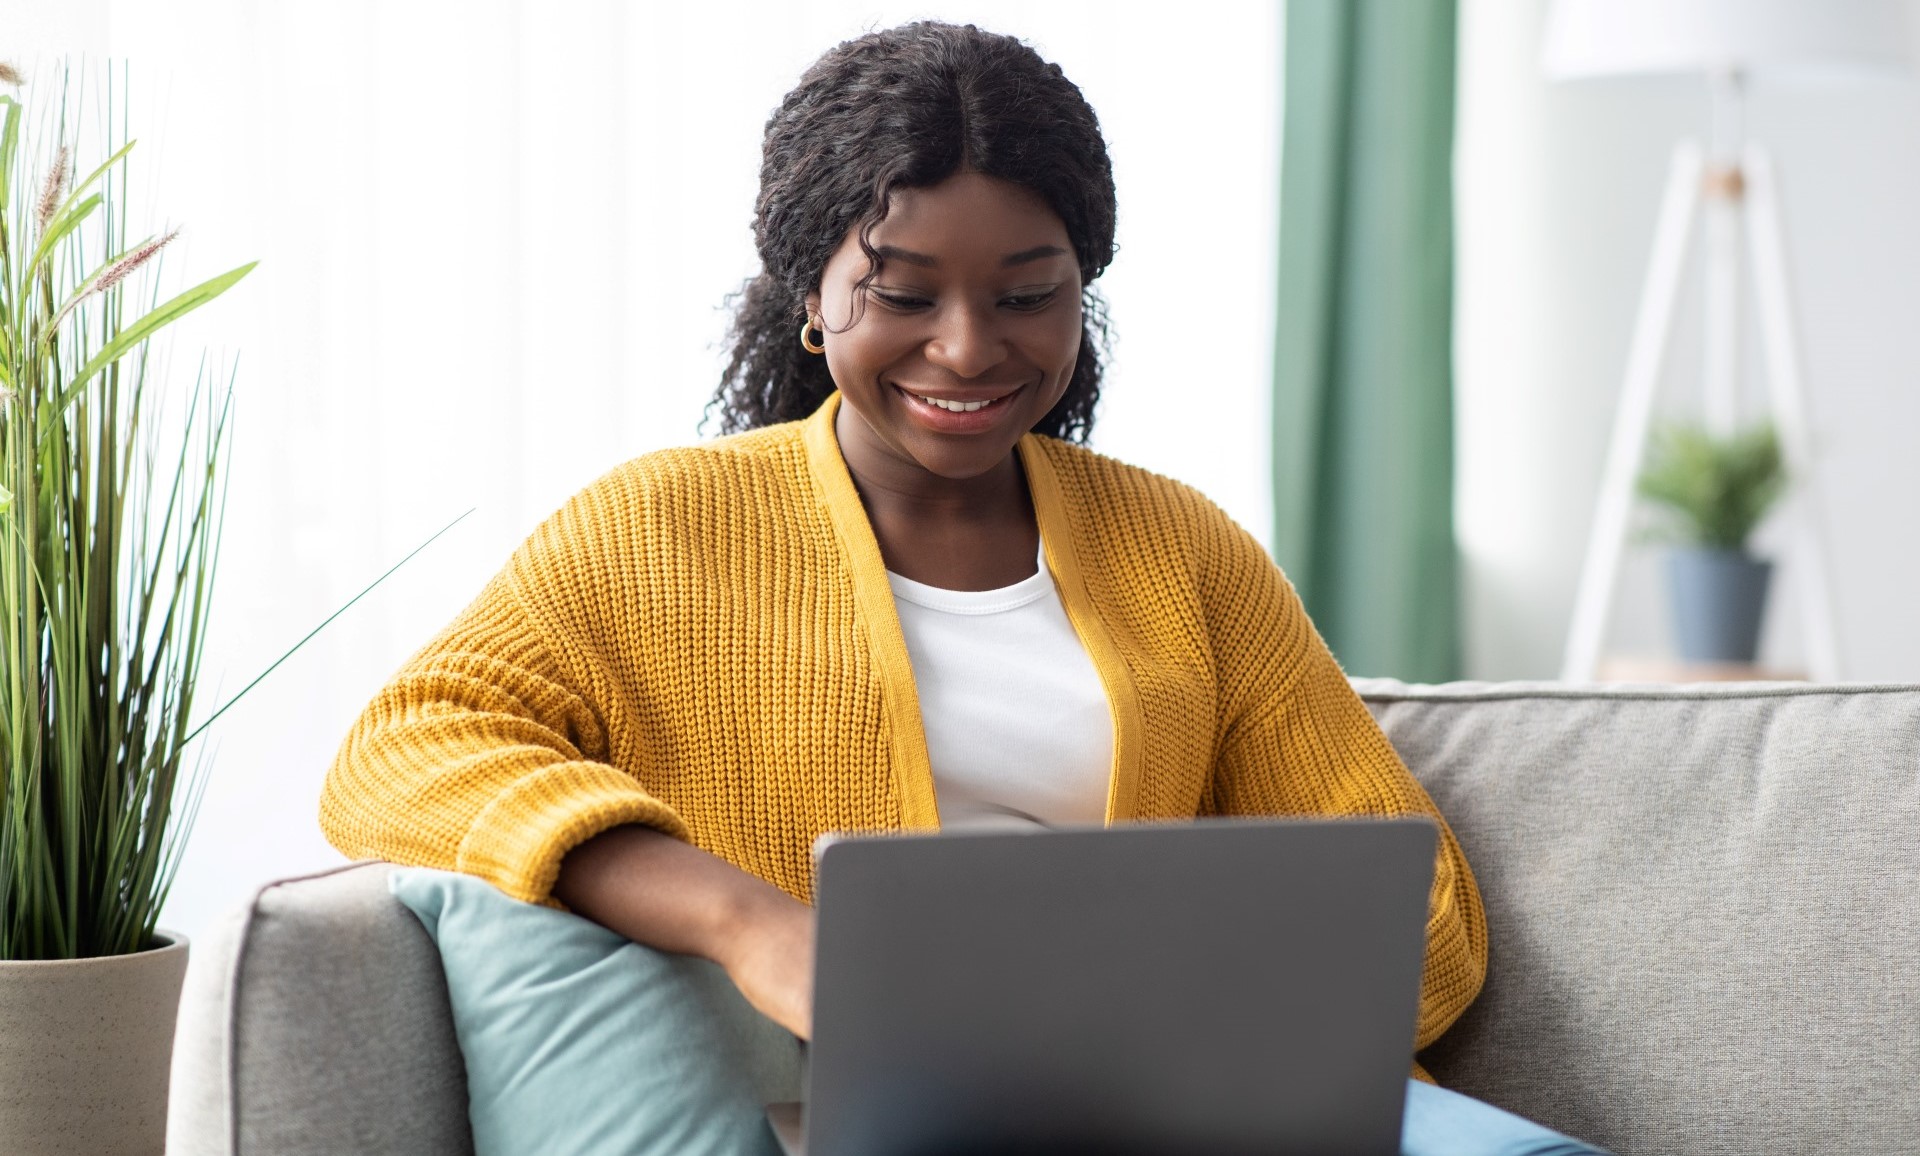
[893,384,1022,412]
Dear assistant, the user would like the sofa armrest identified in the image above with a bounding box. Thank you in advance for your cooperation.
[168,861,473,1155]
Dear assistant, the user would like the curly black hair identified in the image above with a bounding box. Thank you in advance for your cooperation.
[707,21,1118,443]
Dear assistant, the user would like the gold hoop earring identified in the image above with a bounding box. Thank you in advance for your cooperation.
[799,317,826,355]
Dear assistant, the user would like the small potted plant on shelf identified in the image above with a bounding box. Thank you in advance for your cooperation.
[1636,420,1788,665]
[1,61,254,1152]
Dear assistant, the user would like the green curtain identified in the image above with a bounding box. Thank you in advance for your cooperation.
[1272,0,1459,682]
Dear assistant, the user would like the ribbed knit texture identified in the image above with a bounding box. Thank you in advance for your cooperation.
[321,393,1487,1052]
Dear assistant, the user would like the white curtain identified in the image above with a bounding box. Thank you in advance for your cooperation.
[3,0,1279,937]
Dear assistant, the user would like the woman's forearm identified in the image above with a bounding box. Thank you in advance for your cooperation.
[553,825,782,960]
[552,824,816,1037]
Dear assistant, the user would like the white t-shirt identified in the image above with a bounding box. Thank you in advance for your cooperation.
[886,546,1114,830]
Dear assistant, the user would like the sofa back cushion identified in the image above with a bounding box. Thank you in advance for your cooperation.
[1359,680,1920,1156]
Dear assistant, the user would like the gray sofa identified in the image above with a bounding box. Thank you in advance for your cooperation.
[167,679,1920,1155]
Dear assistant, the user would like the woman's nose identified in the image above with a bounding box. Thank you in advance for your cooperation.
[923,304,1006,379]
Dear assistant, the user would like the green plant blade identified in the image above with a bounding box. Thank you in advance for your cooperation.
[27,192,103,278]
[46,233,166,333]
[24,138,135,275]
[0,95,19,213]
[181,508,476,747]
[61,136,137,213]
[54,262,256,415]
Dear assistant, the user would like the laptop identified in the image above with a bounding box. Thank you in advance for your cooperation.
[767,817,1437,1156]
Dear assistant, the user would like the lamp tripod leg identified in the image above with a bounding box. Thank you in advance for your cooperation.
[1742,146,1843,680]
[1562,142,1705,681]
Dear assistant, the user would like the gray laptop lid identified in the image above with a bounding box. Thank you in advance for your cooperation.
[795,817,1437,1156]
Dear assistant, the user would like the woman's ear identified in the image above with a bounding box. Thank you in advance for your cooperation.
[803,291,822,323]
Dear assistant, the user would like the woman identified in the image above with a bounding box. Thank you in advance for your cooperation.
[323,21,1601,1154]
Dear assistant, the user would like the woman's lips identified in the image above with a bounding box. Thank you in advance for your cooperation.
[891,382,1024,433]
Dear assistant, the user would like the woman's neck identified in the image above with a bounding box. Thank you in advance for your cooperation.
[835,404,1040,591]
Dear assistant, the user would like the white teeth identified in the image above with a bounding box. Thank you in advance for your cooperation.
[913,393,996,413]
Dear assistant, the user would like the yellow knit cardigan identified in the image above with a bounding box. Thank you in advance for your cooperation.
[321,393,1487,1053]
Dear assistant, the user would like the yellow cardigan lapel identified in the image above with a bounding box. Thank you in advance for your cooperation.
[801,392,1145,828]
[1016,435,1145,824]
[802,395,941,830]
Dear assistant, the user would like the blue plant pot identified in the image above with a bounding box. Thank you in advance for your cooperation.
[1666,547,1773,664]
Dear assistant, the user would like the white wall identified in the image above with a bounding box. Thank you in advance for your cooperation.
[1456,0,1920,682]
[2,0,1279,940]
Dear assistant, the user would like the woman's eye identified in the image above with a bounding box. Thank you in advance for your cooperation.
[869,288,1058,311]
[872,290,932,310]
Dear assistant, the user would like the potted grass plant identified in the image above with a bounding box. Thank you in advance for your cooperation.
[1637,420,1788,665]
[0,62,254,1151]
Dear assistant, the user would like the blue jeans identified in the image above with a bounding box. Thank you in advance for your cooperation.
[1402,1079,1611,1155]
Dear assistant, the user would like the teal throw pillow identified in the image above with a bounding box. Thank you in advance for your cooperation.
[1401,1080,1609,1155]
[389,867,803,1156]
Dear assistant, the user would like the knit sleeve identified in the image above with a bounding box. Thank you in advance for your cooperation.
[319,564,688,906]
[1202,522,1487,1059]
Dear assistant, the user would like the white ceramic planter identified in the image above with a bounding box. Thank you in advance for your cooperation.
[0,932,190,1156]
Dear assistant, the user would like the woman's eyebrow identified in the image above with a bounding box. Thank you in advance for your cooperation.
[875,245,939,268]
[873,243,1069,268]
[1001,244,1068,266]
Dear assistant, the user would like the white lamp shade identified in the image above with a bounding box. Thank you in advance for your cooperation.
[1543,0,1913,81]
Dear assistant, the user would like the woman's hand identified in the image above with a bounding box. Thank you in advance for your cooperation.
[713,885,816,1039]
[554,825,817,1038]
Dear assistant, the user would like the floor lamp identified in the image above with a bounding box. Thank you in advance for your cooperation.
[1543,0,1912,682]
